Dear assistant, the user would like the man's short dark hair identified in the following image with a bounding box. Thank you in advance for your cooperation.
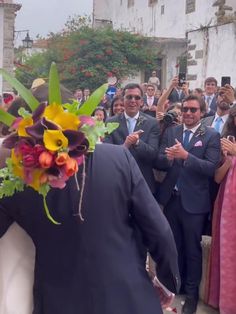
[182,95,206,113]
[123,83,143,97]
[204,77,217,86]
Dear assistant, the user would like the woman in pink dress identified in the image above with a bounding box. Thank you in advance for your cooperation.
[207,105,236,314]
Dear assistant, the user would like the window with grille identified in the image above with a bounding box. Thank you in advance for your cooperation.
[128,0,134,8]
[148,0,158,6]
[161,5,165,14]
[186,0,196,14]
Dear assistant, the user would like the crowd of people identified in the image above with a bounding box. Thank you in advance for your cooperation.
[90,75,235,314]
[0,73,235,314]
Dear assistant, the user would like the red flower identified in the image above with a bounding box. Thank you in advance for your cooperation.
[23,154,38,168]
[18,143,33,155]
[105,49,113,55]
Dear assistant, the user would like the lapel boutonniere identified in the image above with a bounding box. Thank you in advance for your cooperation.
[195,124,206,137]
[136,115,146,127]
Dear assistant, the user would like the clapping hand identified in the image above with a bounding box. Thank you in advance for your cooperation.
[165,139,189,160]
[221,137,236,156]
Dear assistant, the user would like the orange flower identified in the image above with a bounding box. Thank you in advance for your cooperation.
[64,157,78,177]
[39,151,54,169]
[55,152,69,166]
[40,173,48,184]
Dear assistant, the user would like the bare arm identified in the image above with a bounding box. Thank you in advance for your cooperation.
[214,156,232,184]
[156,76,178,114]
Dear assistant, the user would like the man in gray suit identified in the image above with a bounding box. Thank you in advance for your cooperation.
[104,83,160,193]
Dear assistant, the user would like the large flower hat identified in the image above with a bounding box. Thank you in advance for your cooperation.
[0,63,118,224]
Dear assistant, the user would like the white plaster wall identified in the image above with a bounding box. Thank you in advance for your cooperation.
[120,71,142,87]
[0,7,4,95]
[207,23,236,88]
[187,22,236,89]
[185,0,218,31]
[106,0,187,38]
[94,0,226,39]
[162,43,187,87]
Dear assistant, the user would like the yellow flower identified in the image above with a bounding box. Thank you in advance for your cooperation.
[43,103,80,130]
[43,130,68,152]
[29,169,44,191]
[18,117,33,137]
[11,149,24,179]
[44,103,64,121]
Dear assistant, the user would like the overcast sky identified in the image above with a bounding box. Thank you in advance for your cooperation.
[15,0,93,44]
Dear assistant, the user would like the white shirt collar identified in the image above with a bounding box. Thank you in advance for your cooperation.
[124,111,139,120]
[183,122,201,134]
[205,94,215,100]
[214,113,229,124]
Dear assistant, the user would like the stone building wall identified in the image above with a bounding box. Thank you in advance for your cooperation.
[0,1,21,93]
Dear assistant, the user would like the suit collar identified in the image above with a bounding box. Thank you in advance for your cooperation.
[186,123,207,151]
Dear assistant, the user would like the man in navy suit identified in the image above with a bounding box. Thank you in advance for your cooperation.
[0,144,180,314]
[104,83,160,193]
[156,95,221,314]
[203,77,218,116]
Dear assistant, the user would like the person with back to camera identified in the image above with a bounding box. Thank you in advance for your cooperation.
[0,71,180,314]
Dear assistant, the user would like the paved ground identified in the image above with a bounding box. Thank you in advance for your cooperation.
[163,295,219,314]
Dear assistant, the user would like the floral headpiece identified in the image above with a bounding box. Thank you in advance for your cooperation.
[0,63,118,224]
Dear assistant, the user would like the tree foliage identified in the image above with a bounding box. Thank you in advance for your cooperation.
[15,16,158,91]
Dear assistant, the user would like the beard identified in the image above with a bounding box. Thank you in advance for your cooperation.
[218,102,230,111]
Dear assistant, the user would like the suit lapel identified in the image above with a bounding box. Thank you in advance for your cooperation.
[175,124,184,144]
[133,112,147,132]
[119,113,129,136]
[186,124,204,151]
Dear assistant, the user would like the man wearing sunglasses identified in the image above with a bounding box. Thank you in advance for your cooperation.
[104,83,159,194]
[156,95,221,314]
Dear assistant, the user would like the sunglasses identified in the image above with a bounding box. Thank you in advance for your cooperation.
[125,95,142,101]
[181,107,199,113]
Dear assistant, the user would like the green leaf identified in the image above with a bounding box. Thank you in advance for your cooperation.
[106,122,119,134]
[0,161,25,199]
[62,100,80,115]
[18,107,32,118]
[49,62,62,105]
[0,109,15,127]
[0,68,39,111]
[77,83,108,116]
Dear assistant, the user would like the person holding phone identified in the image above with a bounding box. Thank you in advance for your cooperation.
[207,105,236,314]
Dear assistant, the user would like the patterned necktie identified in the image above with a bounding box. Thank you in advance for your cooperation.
[183,129,192,149]
[214,117,223,133]
[127,117,136,134]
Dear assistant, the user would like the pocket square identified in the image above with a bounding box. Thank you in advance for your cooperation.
[194,140,203,147]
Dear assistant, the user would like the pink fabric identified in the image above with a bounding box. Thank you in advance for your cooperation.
[208,157,236,313]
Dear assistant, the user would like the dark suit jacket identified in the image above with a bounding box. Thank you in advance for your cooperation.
[203,95,217,116]
[0,144,180,314]
[104,112,160,193]
[142,96,158,117]
[168,88,185,103]
[156,124,221,214]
